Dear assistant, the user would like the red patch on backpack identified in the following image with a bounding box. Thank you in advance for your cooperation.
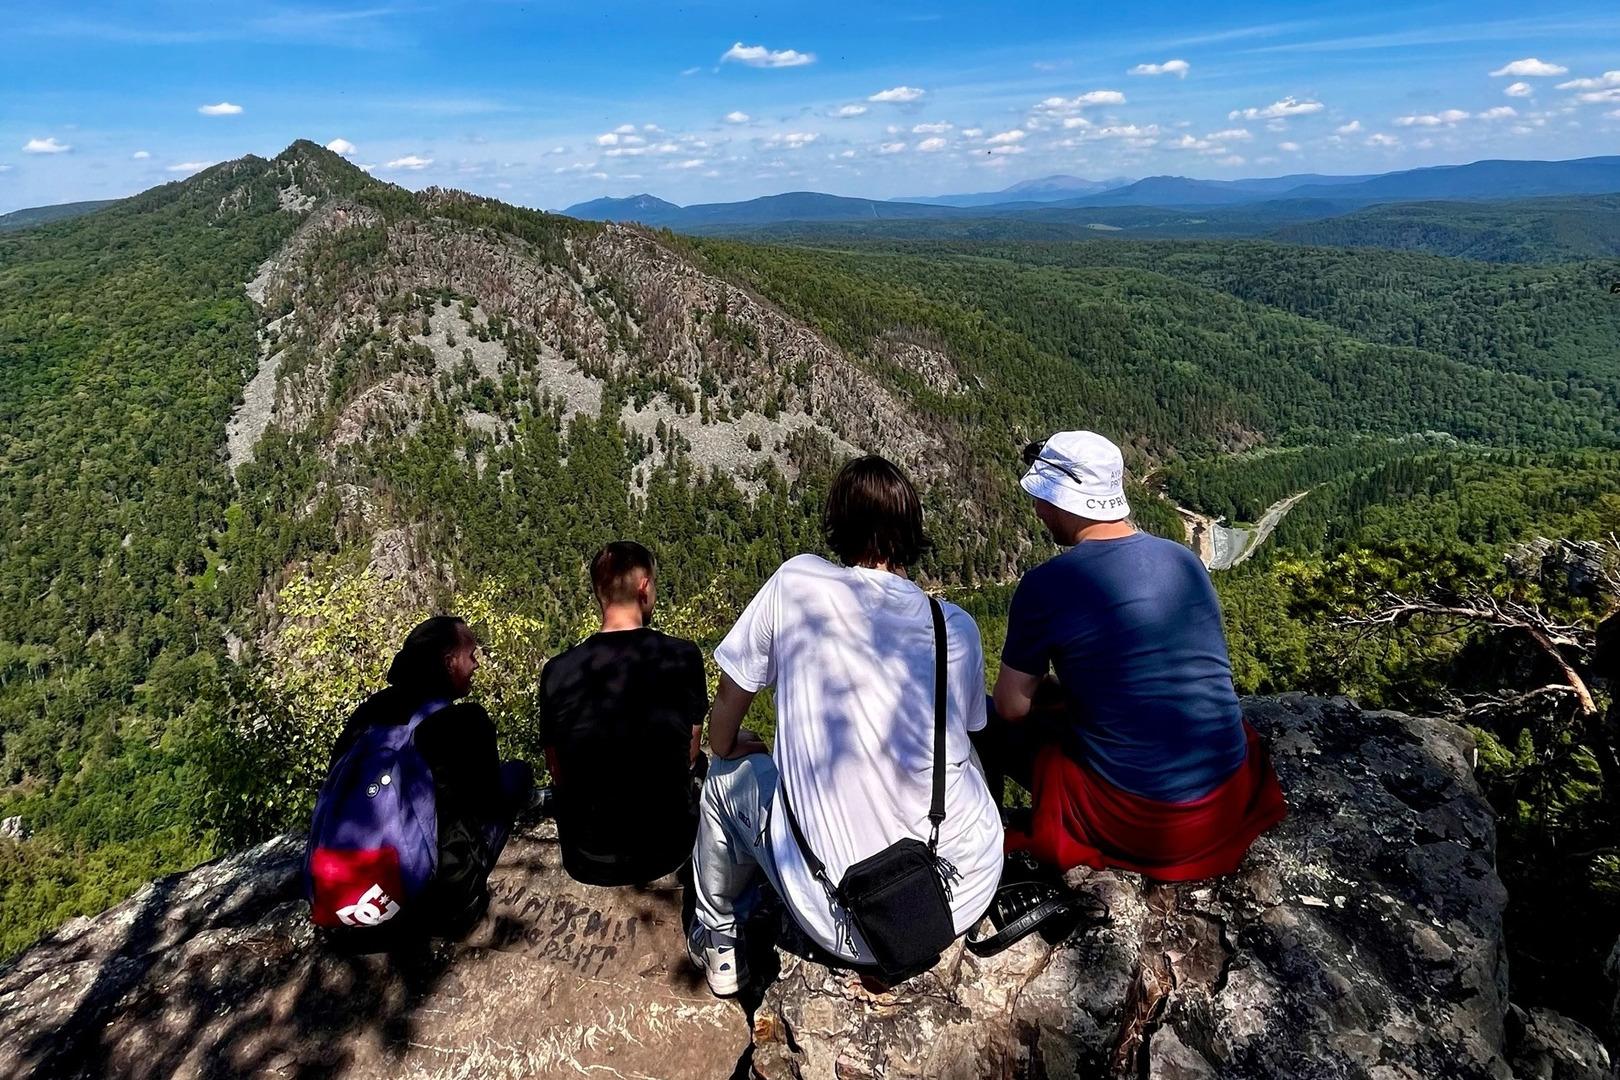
[309,847,406,928]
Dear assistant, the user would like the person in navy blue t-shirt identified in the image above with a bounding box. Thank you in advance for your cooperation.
[986,431,1285,882]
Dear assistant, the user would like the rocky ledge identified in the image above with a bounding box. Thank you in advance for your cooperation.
[0,696,1613,1079]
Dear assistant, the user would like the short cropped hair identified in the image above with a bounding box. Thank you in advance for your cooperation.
[823,455,929,568]
[591,540,656,606]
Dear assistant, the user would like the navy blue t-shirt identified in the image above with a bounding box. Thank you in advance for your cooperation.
[1001,532,1247,803]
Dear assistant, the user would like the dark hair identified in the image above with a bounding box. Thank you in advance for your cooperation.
[823,455,929,568]
[386,616,473,690]
[590,540,656,606]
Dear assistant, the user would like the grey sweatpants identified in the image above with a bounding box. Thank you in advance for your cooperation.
[691,752,785,939]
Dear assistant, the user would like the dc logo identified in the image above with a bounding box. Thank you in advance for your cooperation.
[336,883,401,927]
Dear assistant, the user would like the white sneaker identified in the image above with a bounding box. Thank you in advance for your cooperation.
[687,922,746,997]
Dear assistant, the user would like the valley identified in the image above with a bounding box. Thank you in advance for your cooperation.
[1,140,1618,1032]
[1176,488,1310,570]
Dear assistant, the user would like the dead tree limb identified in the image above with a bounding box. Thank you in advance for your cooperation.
[1342,591,1597,716]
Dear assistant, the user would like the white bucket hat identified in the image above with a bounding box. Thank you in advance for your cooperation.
[1020,430,1131,522]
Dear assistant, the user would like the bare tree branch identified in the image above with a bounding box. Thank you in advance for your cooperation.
[1340,591,1597,715]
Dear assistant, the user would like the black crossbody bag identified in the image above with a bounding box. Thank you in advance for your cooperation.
[776,596,958,983]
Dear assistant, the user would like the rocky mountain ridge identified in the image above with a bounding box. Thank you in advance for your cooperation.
[218,146,979,618]
[2,697,1614,1079]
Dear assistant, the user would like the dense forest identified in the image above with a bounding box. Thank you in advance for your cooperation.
[1,142,1617,1023]
[717,190,1620,264]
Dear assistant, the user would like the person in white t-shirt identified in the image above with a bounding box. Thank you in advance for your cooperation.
[686,455,1002,996]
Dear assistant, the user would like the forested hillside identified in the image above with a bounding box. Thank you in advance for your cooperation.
[2,143,1618,1017]
[710,190,1620,263]
[1273,193,1620,263]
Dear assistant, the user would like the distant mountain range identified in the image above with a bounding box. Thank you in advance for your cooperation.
[896,174,1134,207]
[0,199,118,232]
[563,156,1620,233]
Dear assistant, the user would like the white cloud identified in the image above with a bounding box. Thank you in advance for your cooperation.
[166,160,215,172]
[24,137,73,154]
[198,101,243,116]
[879,141,907,154]
[1396,109,1469,126]
[961,127,983,138]
[1129,59,1190,78]
[1230,96,1324,120]
[987,144,1026,155]
[672,158,707,169]
[1169,134,1216,151]
[836,149,856,158]
[325,138,357,157]
[1279,140,1301,151]
[1205,127,1253,142]
[1490,58,1567,77]
[1365,133,1399,147]
[548,145,569,155]
[131,149,151,160]
[1035,90,1126,113]
[916,137,948,152]
[1061,116,1092,130]
[721,42,815,68]
[1091,123,1161,140]
[613,123,637,134]
[1559,71,1620,90]
[1577,88,1620,104]
[765,131,819,149]
[383,155,433,170]
[912,121,952,133]
[1478,106,1518,120]
[724,110,750,124]
[985,129,1026,145]
[681,66,702,76]
[1504,82,1533,98]
[596,133,618,146]
[1335,120,1362,134]
[1216,155,1245,166]
[869,86,926,103]
[835,104,868,118]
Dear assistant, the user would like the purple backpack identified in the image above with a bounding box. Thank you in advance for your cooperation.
[304,699,446,929]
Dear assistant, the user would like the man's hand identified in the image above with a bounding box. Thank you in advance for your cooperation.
[724,728,769,759]
[1031,674,1068,715]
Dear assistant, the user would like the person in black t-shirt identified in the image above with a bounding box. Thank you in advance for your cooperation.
[540,541,707,886]
[331,616,534,931]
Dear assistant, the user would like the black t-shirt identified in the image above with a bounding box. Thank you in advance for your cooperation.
[539,628,706,885]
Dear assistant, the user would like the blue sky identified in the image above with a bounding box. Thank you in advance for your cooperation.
[2,1,1618,213]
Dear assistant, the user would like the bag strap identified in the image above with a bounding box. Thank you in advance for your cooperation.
[777,593,951,891]
[926,595,947,850]
[405,698,450,737]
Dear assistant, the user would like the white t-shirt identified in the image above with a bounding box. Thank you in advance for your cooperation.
[714,554,1002,959]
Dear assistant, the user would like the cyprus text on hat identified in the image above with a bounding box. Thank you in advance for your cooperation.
[1019,431,1132,522]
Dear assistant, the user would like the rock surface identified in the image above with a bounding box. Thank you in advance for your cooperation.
[751,694,1532,1079]
[0,696,1610,1079]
